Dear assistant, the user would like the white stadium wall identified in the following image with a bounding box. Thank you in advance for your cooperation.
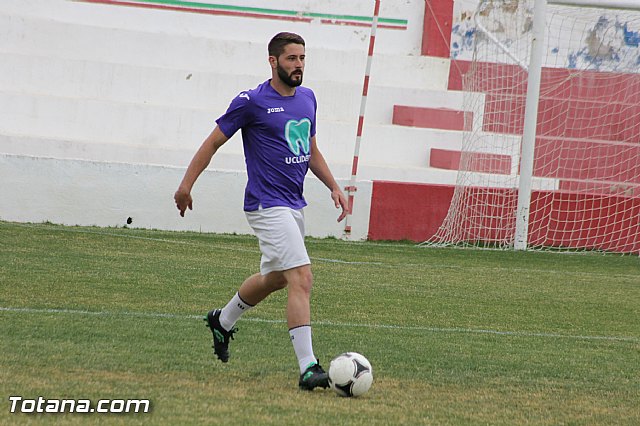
[0,0,447,238]
[0,0,455,239]
[4,0,639,246]
[0,154,372,237]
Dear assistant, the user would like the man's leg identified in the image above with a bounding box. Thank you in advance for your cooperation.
[207,271,287,362]
[284,265,329,390]
[283,265,313,329]
[218,271,287,330]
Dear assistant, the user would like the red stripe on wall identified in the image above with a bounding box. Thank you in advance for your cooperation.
[368,181,455,241]
[79,0,405,29]
[392,105,472,131]
[422,0,454,57]
[429,148,512,175]
[368,181,640,252]
[81,0,313,22]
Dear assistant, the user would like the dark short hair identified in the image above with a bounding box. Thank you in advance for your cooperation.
[268,32,305,57]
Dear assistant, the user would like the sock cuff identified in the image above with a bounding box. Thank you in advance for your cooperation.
[236,292,255,307]
[288,324,311,332]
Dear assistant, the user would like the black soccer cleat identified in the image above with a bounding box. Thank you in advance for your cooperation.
[204,309,237,363]
[298,361,329,391]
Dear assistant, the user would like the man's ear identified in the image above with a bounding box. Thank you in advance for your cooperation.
[268,55,277,69]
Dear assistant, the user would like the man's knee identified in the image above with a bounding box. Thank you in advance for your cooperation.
[263,271,288,292]
[285,265,313,293]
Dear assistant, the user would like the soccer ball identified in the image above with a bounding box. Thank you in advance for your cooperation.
[328,352,373,397]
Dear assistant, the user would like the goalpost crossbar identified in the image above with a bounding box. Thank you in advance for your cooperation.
[548,0,640,11]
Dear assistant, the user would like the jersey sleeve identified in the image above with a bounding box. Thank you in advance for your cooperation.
[215,92,252,138]
[310,90,317,138]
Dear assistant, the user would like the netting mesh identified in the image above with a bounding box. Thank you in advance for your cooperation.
[425,0,640,253]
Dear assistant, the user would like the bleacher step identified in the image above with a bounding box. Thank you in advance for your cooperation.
[392,106,472,131]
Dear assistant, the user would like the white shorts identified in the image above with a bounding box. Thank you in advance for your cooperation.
[245,207,311,275]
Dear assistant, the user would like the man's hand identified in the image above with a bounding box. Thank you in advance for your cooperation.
[332,188,349,222]
[174,187,193,217]
[173,126,229,218]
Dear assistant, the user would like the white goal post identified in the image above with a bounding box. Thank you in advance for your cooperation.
[514,0,547,250]
[426,0,640,254]
[549,0,640,10]
[518,0,640,250]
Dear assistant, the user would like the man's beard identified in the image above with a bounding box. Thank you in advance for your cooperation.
[277,63,303,87]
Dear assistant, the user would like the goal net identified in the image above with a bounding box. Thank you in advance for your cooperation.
[426,0,640,253]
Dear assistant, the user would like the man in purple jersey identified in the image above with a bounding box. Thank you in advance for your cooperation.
[174,32,347,390]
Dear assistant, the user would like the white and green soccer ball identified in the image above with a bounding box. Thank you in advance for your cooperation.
[328,352,373,397]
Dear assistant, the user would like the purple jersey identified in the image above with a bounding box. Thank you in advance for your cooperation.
[216,80,317,211]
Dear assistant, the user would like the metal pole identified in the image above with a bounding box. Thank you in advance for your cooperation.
[514,0,547,250]
[344,0,380,237]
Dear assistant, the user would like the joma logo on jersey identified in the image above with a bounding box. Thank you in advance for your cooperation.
[267,107,285,114]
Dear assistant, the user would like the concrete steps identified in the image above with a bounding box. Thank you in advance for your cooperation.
[0,0,467,186]
[0,51,457,126]
[0,12,449,90]
[0,89,468,167]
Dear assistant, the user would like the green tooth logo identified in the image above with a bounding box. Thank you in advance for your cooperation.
[285,118,311,156]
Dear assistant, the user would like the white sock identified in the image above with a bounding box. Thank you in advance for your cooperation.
[289,325,317,374]
[218,292,253,331]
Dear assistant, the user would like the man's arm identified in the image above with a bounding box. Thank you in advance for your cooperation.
[308,136,348,222]
[174,126,229,217]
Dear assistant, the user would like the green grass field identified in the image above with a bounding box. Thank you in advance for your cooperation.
[1,221,639,425]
